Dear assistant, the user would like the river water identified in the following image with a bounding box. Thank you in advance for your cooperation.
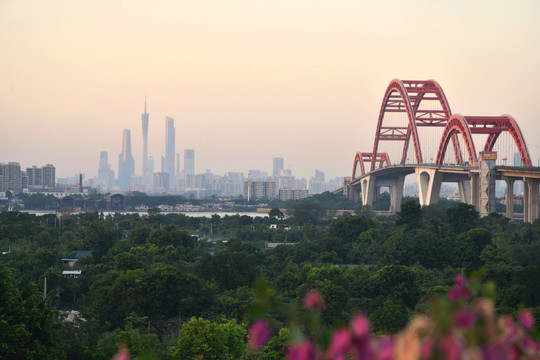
[19,210,266,218]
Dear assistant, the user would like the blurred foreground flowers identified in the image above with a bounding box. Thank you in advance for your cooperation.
[250,274,539,360]
[112,274,539,359]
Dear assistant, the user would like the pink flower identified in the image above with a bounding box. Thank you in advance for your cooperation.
[303,290,325,311]
[420,340,434,360]
[454,274,468,287]
[287,341,317,360]
[517,309,534,332]
[447,285,471,301]
[447,275,472,301]
[453,309,477,328]
[482,344,505,360]
[351,314,369,340]
[439,335,461,360]
[112,347,130,360]
[248,320,271,349]
[326,328,352,360]
[376,336,394,360]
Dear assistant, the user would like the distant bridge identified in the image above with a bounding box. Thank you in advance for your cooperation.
[335,79,540,222]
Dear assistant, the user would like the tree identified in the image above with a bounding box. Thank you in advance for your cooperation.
[452,228,491,269]
[169,317,246,360]
[370,298,410,334]
[396,200,422,229]
[0,262,65,359]
[447,203,479,233]
[327,215,374,243]
[269,208,285,220]
[82,220,119,260]
[289,202,323,226]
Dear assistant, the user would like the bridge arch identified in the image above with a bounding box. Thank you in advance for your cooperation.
[371,79,464,171]
[352,152,391,180]
[372,79,422,170]
[436,115,477,166]
[352,152,364,180]
[469,115,532,167]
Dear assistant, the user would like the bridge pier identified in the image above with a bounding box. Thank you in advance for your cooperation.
[458,180,471,204]
[470,173,480,210]
[479,158,496,217]
[359,174,404,213]
[415,168,442,206]
[524,179,539,223]
[361,175,376,208]
[504,177,515,220]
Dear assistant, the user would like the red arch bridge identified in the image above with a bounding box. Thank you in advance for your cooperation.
[335,79,540,223]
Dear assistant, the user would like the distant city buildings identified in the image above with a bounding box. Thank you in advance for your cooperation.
[0,162,56,194]
[273,157,284,179]
[309,169,325,194]
[153,172,170,191]
[141,98,150,190]
[243,178,277,200]
[184,149,195,189]
[279,189,308,201]
[0,162,23,193]
[165,117,176,187]
[97,151,114,189]
[26,164,55,190]
[118,129,135,190]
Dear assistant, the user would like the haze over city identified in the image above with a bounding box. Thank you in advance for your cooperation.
[1,0,540,180]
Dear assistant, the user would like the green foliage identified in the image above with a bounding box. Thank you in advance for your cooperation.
[289,202,324,226]
[0,262,65,360]
[95,323,160,360]
[447,202,479,233]
[169,317,246,360]
[396,200,422,229]
[268,208,285,220]
[327,214,374,243]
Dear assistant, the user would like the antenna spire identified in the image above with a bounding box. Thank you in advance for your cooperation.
[144,92,147,113]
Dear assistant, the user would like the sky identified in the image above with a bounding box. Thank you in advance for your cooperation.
[1,0,540,180]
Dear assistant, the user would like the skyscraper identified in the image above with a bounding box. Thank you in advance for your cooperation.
[273,157,284,179]
[184,149,194,175]
[184,149,195,189]
[98,151,114,188]
[165,117,175,186]
[141,97,150,190]
[118,129,135,190]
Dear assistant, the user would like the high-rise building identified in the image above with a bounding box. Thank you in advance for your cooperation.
[176,153,181,178]
[118,129,135,190]
[184,149,195,189]
[98,151,114,188]
[243,178,277,200]
[165,117,175,186]
[184,149,194,176]
[273,157,284,179]
[26,164,55,190]
[141,97,150,190]
[0,162,22,194]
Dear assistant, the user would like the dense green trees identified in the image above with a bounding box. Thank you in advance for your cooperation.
[1,201,539,358]
[0,262,65,359]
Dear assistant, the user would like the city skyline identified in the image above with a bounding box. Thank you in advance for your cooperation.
[1,1,540,179]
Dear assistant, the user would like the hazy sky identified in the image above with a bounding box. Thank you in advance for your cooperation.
[1,0,539,180]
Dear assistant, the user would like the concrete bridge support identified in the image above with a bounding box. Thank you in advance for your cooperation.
[361,175,376,208]
[504,177,515,220]
[479,159,496,217]
[470,173,480,210]
[458,180,471,204]
[415,168,443,206]
[349,183,362,203]
[524,179,539,223]
[359,174,405,213]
